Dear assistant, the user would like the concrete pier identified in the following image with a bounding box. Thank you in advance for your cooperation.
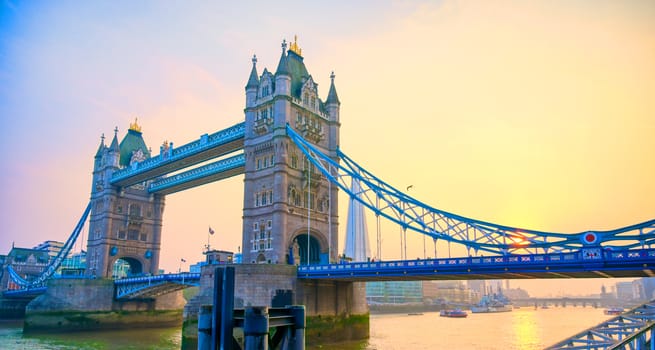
[24,278,186,332]
[182,264,369,348]
[0,298,31,319]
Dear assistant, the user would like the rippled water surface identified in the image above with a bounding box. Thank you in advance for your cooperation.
[1,307,611,349]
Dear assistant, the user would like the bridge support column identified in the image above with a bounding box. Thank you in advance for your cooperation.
[0,297,31,318]
[182,264,368,349]
[23,278,186,332]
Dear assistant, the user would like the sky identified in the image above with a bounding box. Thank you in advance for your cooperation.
[1,1,653,298]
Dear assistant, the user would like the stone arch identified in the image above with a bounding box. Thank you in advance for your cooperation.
[291,229,326,265]
[111,256,143,279]
[256,253,266,264]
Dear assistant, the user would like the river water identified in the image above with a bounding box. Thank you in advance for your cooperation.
[0,307,611,349]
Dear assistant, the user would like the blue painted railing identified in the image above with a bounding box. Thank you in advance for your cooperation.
[114,272,200,299]
[298,248,655,280]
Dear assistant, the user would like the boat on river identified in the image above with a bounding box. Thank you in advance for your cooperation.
[440,309,468,318]
[471,293,512,313]
[604,307,624,315]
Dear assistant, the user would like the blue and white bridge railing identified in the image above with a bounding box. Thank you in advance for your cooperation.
[298,248,655,281]
[114,273,200,299]
[286,124,655,257]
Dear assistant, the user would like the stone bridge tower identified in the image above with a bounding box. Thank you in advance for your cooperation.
[86,121,165,278]
[242,37,341,265]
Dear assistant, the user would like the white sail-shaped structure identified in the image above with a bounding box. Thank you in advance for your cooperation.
[343,178,371,262]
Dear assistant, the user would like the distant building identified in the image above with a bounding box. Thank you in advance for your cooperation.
[503,287,530,300]
[190,250,235,274]
[33,240,64,260]
[639,277,655,299]
[366,281,423,304]
[467,280,486,299]
[59,251,86,276]
[423,280,473,304]
[615,281,637,300]
[1,246,50,290]
[205,249,234,265]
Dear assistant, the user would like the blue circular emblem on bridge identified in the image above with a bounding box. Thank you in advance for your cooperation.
[580,232,599,245]
[110,246,118,256]
[145,250,152,259]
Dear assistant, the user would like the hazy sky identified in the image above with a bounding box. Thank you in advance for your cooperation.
[1,1,653,297]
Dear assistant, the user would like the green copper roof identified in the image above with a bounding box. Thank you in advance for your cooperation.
[119,129,151,167]
[286,50,310,99]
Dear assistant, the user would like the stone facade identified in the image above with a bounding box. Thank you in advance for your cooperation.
[183,264,369,346]
[24,278,185,332]
[241,38,341,266]
[87,125,165,278]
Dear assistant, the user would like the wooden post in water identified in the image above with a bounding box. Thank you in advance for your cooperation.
[198,305,212,350]
[244,306,269,350]
[289,305,306,350]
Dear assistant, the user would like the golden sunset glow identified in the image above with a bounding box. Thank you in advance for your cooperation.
[1,1,653,297]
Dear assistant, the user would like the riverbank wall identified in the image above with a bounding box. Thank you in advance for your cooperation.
[24,278,185,332]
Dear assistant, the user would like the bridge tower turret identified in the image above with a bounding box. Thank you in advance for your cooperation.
[86,121,165,278]
[242,37,340,266]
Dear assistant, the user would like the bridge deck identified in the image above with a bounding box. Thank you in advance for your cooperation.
[299,249,655,281]
[111,122,244,187]
[148,153,245,194]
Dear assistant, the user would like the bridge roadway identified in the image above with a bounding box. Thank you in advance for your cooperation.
[298,248,655,281]
[110,122,245,191]
[6,248,655,299]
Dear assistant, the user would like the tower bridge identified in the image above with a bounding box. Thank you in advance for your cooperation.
[3,37,655,348]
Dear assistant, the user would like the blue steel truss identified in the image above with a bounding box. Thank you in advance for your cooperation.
[114,273,200,299]
[7,203,91,289]
[148,153,245,194]
[286,124,655,256]
[546,299,655,350]
[298,248,655,281]
[111,122,245,186]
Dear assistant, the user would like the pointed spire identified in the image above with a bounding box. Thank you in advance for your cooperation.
[326,71,340,105]
[275,39,290,76]
[109,127,120,152]
[245,54,260,89]
[95,133,106,158]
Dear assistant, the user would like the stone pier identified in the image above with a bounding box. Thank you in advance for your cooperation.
[182,264,369,349]
[24,278,186,332]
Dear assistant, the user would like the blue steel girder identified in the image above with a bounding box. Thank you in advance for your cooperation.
[2,286,47,299]
[546,300,655,349]
[285,124,655,256]
[114,273,200,299]
[298,248,655,281]
[148,153,245,194]
[7,203,92,289]
[111,122,245,188]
